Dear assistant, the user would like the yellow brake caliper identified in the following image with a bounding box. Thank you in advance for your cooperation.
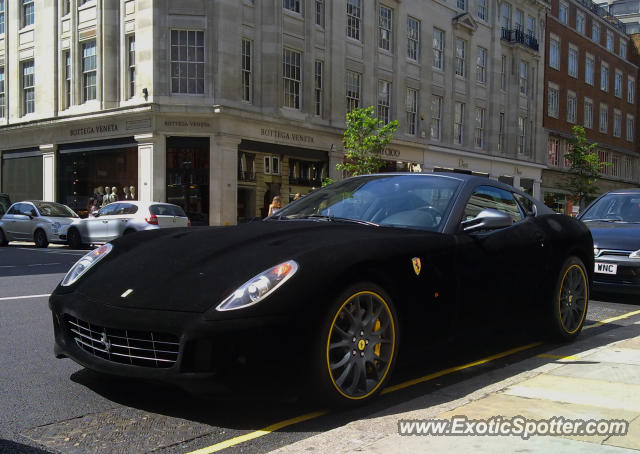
[373,319,381,357]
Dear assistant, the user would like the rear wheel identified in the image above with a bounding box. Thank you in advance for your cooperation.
[548,256,589,341]
[316,283,399,406]
[67,228,83,249]
[34,229,49,248]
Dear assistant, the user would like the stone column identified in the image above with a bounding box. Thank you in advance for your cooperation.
[40,144,57,201]
[135,133,166,203]
[533,179,542,201]
[329,146,343,181]
[210,135,240,226]
[512,175,521,190]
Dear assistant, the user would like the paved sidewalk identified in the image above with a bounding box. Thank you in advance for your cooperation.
[269,321,640,453]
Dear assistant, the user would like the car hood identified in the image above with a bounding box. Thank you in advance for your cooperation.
[63,220,448,314]
[41,216,77,225]
[585,221,640,251]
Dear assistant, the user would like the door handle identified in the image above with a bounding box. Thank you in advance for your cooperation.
[103,220,108,223]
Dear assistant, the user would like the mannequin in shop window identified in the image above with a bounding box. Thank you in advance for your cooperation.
[94,187,104,206]
[110,187,118,203]
[102,186,111,207]
[123,186,130,200]
[129,186,136,200]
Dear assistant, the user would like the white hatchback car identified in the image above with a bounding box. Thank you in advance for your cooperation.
[66,201,190,248]
[0,201,79,248]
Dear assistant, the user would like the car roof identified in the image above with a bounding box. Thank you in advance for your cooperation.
[100,201,181,208]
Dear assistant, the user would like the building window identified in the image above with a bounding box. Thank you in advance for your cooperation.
[567,92,577,123]
[241,39,252,103]
[527,16,536,38]
[592,23,600,43]
[377,80,391,124]
[620,41,627,59]
[518,117,526,154]
[0,0,4,35]
[455,38,466,77]
[407,17,419,61]
[628,77,635,103]
[549,38,560,70]
[346,70,361,112]
[600,104,608,133]
[606,30,614,52]
[127,35,136,99]
[613,110,622,137]
[611,154,620,177]
[498,112,505,152]
[476,47,487,84]
[0,67,4,118]
[346,0,361,40]
[501,2,511,31]
[500,55,507,90]
[576,12,585,34]
[568,47,578,78]
[558,2,568,23]
[62,0,70,16]
[378,5,392,52]
[64,51,71,108]
[584,98,593,129]
[264,156,281,175]
[454,102,465,145]
[624,156,634,179]
[514,9,523,31]
[22,60,35,115]
[477,0,487,20]
[586,54,594,85]
[615,71,623,98]
[598,150,611,176]
[170,30,205,94]
[548,85,559,118]
[519,60,527,95]
[627,115,634,142]
[601,64,609,92]
[433,28,445,70]
[283,48,301,109]
[548,138,560,166]
[283,0,300,13]
[22,0,34,27]
[81,41,97,102]
[457,0,467,10]
[406,88,418,135]
[314,60,323,116]
[315,0,324,27]
[474,107,485,148]
[431,95,442,140]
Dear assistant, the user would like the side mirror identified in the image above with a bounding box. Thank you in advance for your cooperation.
[461,208,513,233]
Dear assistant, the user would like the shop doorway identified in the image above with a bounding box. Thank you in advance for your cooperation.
[166,137,210,226]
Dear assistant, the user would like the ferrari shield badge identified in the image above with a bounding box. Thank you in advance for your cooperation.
[412,257,422,276]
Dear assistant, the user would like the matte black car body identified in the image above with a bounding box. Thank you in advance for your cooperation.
[578,189,640,295]
[50,173,593,398]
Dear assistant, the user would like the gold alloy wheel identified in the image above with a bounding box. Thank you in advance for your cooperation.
[558,263,588,334]
[325,291,396,400]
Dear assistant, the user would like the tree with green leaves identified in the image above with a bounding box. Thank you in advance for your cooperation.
[563,125,607,209]
[336,106,398,178]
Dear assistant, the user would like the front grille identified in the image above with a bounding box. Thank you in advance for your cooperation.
[597,249,632,257]
[65,316,179,368]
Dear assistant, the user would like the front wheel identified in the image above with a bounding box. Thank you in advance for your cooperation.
[316,283,399,406]
[548,256,589,341]
[67,228,83,249]
[34,229,49,248]
[0,229,8,246]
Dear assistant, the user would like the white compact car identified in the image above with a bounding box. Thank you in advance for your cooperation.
[66,201,190,248]
[0,201,79,248]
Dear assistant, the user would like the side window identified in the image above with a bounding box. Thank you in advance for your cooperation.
[7,204,21,215]
[463,185,523,223]
[19,203,37,217]
[514,193,536,217]
[120,204,138,215]
[98,204,120,216]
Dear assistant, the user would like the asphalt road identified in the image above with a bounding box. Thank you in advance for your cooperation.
[1,244,639,454]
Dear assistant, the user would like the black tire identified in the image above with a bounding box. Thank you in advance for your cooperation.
[314,282,399,406]
[548,256,589,341]
[0,229,8,246]
[34,229,49,248]
[67,228,83,249]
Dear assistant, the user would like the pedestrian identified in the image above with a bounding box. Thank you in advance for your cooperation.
[268,195,283,216]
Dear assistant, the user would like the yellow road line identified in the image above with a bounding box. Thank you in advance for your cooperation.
[184,308,640,454]
[583,309,640,330]
[536,353,578,360]
[185,411,327,454]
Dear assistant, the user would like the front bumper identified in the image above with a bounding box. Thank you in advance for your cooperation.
[592,256,640,295]
[50,292,301,392]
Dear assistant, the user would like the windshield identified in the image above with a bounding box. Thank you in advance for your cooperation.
[33,202,79,218]
[272,174,461,231]
[581,193,640,223]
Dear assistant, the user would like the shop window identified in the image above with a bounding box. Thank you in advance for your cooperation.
[289,159,327,187]
[238,152,256,181]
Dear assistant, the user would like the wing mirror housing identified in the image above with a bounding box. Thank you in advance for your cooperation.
[461,208,513,233]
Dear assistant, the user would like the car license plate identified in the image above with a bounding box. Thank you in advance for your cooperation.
[595,262,617,274]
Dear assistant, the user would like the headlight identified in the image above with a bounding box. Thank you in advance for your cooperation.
[630,250,640,259]
[216,260,299,311]
[61,243,113,287]
[51,222,61,233]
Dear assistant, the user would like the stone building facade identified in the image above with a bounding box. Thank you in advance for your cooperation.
[0,0,550,226]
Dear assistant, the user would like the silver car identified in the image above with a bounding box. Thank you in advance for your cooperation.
[0,201,79,248]
[66,201,190,248]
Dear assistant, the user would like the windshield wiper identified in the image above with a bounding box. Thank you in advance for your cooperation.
[298,214,379,226]
[583,219,622,223]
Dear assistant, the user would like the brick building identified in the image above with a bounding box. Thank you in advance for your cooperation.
[543,0,639,214]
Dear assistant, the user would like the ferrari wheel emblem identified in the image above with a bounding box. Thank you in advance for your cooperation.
[358,339,366,351]
[412,257,422,276]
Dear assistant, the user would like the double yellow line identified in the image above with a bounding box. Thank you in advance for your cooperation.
[185,308,640,454]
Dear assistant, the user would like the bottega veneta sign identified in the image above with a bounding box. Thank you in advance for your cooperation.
[70,124,119,136]
[260,128,314,144]
[164,120,211,128]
